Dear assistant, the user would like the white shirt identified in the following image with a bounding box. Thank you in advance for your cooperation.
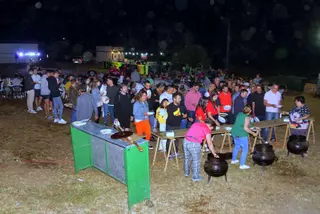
[32,74,41,89]
[12,78,21,86]
[159,91,173,103]
[264,90,282,113]
[100,84,107,96]
[135,82,144,94]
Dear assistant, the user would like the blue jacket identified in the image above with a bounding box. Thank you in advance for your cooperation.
[133,101,149,121]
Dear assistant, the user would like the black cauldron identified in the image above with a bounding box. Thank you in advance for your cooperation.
[287,135,309,157]
[252,144,277,167]
[204,153,229,184]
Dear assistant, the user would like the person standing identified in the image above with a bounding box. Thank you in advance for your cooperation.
[76,84,99,121]
[159,85,174,103]
[32,69,42,112]
[207,91,220,126]
[156,99,169,151]
[68,79,79,122]
[133,90,153,149]
[218,85,233,123]
[253,73,262,85]
[287,96,311,136]
[47,71,67,124]
[91,81,103,123]
[195,97,208,123]
[233,89,248,118]
[144,80,155,132]
[105,77,119,124]
[184,82,202,127]
[166,92,187,158]
[40,70,52,119]
[150,83,165,131]
[184,119,219,181]
[231,105,257,169]
[114,84,133,130]
[25,69,36,114]
[263,84,282,140]
[131,68,141,83]
[251,85,266,121]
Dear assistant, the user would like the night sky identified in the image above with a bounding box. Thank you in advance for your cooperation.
[1,0,319,74]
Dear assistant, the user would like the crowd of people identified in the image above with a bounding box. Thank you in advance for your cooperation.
[0,65,311,181]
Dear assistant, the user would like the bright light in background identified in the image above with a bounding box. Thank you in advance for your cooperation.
[160,52,164,55]
[16,51,41,58]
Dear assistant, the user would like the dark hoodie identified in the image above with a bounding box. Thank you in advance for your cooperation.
[47,76,60,98]
[24,74,34,91]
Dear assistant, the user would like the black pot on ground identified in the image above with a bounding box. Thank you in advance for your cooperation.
[204,153,229,184]
[287,135,309,157]
[252,144,278,174]
[252,144,277,166]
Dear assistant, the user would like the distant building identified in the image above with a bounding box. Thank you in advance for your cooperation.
[96,46,124,62]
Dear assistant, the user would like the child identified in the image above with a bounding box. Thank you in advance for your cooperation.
[156,99,169,152]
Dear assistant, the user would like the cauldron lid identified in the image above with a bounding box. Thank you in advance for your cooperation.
[216,152,232,160]
[254,143,273,151]
[289,135,306,141]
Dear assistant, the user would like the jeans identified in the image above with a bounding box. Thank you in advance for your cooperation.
[108,105,115,123]
[52,96,63,120]
[187,110,195,128]
[183,139,202,179]
[103,104,115,124]
[26,89,35,111]
[232,136,249,166]
[71,109,77,122]
[149,114,155,130]
[180,119,187,129]
[103,104,109,124]
[264,112,279,140]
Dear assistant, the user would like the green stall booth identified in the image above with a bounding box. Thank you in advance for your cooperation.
[70,121,151,210]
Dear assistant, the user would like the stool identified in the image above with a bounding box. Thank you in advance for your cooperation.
[307,119,316,144]
[220,133,232,152]
[251,131,263,152]
[152,136,167,166]
[164,138,179,172]
[282,124,291,149]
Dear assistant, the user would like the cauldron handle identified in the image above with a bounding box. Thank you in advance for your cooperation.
[207,175,211,184]
[274,157,279,162]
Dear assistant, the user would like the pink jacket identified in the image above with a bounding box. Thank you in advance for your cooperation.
[184,89,202,111]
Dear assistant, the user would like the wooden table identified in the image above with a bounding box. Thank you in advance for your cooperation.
[251,119,289,152]
[152,129,187,172]
[152,126,232,172]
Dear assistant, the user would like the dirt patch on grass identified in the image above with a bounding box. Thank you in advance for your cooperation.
[0,95,320,213]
